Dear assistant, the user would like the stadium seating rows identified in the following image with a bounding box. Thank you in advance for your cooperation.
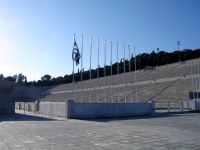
[15,58,200,102]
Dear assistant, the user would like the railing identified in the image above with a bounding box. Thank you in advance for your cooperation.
[15,102,36,112]
[155,100,199,112]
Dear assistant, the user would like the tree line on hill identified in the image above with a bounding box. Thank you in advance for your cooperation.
[1,48,200,86]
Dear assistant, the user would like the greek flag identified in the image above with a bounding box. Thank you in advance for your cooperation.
[72,39,81,66]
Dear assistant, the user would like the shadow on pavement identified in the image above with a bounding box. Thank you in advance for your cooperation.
[0,112,57,122]
[78,112,194,122]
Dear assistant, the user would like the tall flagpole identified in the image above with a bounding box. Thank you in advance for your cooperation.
[198,61,200,100]
[195,61,198,100]
[134,46,138,103]
[191,60,195,100]
[81,35,83,102]
[97,39,99,102]
[124,44,126,103]
[128,45,132,103]
[117,43,119,102]
[104,40,106,102]
[197,61,199,100]
[111,41,113,103]
[90,37,92,103]
[73,34,75,101]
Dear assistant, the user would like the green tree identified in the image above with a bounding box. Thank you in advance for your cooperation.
[0,74,4,81]
[41,74,51,81]
[16,73,25,85]
[24,76,27,85]
[13,75,17,82]
[4,76,16,82]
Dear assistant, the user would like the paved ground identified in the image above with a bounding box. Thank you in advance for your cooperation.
[0,111,200,150]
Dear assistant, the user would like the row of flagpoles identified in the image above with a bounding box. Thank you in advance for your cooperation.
[72,35,200,103]
[72,34,139,103]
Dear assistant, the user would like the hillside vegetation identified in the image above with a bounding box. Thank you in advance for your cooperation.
[1,48,200,86]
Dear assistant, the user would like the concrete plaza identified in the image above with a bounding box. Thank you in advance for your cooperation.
[0,110,200,150]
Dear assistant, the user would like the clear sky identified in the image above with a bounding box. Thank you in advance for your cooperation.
[0,0,200,81]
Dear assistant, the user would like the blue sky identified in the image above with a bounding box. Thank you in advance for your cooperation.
[0,0,200,81]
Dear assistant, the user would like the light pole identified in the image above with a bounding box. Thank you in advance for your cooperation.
[157,48,159,68]
[177,41,180,62]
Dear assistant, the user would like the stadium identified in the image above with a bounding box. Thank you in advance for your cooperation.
[15,58,199,103]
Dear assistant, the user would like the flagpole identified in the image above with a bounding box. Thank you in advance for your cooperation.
[128,45,132,103]
[73,34,75,101]
[90,37,92,103]
[111,41,113,103]
[97,39,99,102]
[81,35,83,102]
[197,61,199,100]
[195,61,198,100]
[104,40,106,103]
[134,46,138,103]
[124,44,126,103]
[117,43,119,103]
[191,60,195,100]
[198,61,200,100]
